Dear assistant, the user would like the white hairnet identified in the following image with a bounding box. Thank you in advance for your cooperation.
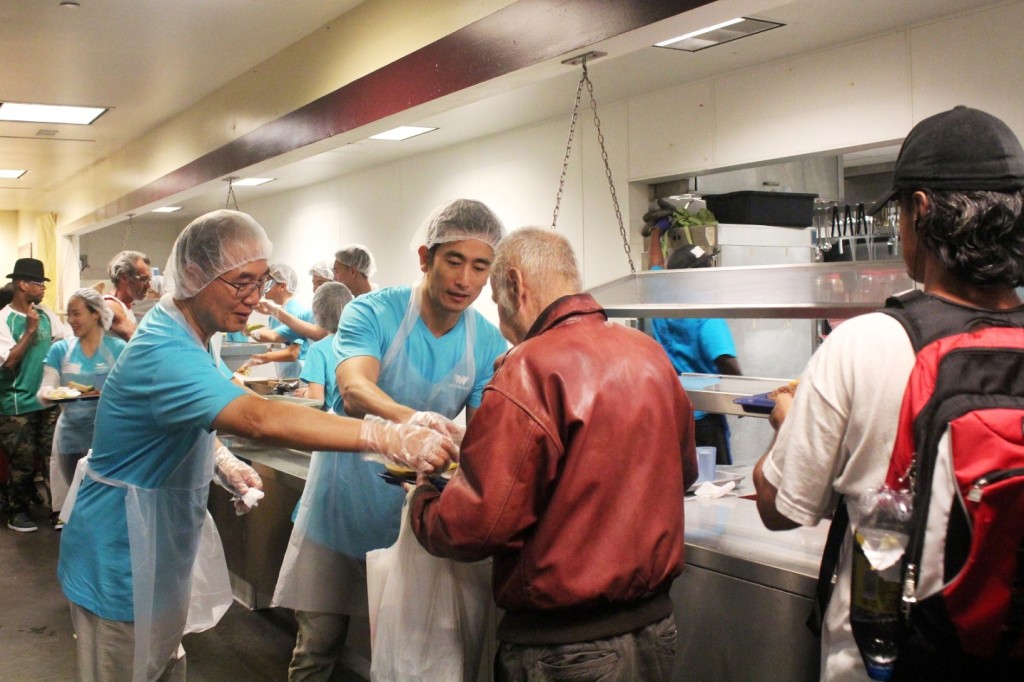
[269,263,298,293]
[311,281,354,334]
[419,199,505,250]
[166,209,273,300]
[334,245,377,278]
[70,287,114,330]
[309,261,333,279]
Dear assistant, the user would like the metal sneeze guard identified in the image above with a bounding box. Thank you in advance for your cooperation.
[587,260,914,320]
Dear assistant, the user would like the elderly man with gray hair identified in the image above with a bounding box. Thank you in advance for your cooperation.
[411,227,698,681]
[104,250,152,340]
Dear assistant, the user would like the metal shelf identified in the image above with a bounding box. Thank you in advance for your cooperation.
[681,374,792,418]
[587,259,912,319]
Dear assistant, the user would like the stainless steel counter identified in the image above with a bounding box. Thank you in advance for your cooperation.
[673,467,826,681]
[213,449,827,680]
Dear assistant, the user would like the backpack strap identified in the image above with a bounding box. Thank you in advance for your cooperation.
[884,289,1024,351]
[807,496,848,638]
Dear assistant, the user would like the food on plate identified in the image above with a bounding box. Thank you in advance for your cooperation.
[767,379,800,399]
[67,380,96,393]
[384,461,458,480]
[48,387,82,400]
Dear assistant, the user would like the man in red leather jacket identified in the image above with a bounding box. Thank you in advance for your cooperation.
[411,227,698,681]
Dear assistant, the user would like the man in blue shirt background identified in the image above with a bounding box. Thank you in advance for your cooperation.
[648,230,741,463]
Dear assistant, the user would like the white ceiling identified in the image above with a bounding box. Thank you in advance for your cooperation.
[0,0,1008,229]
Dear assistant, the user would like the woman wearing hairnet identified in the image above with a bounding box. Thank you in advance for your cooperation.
[298,282,353,411]
[56,209,457,682]
[242,263,312,378]
[37,289,127,527]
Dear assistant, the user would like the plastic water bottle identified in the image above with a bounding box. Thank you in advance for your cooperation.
[849,487,913,681]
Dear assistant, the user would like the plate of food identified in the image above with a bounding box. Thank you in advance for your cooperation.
[378,462,457,490]
[47,383,101,402]
[733,380,799,415]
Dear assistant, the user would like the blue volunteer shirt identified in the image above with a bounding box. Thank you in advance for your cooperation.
[57,299,245,621]
[300,336,340,412]
[333,286,507,410]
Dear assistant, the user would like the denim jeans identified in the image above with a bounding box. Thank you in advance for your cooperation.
[496,615,677,681]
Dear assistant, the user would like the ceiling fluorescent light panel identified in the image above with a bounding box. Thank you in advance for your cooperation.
[0,169,28,179]
[0,102,107,125]
[656,17,783,52]
[233,177,275,187]
[369,126,437,141]
[152,206,181,213]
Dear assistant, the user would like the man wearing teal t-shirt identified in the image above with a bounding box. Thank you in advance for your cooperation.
[0,258,65,532]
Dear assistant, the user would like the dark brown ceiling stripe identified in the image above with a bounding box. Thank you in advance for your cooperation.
[67,0,712,232]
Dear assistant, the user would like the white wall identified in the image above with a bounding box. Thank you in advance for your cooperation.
[71,2,1024,462]
[0,211,17,285]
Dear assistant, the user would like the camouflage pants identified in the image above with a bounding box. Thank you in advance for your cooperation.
[0,407,58,514]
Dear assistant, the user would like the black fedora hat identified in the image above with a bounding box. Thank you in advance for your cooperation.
[6,258,49,282]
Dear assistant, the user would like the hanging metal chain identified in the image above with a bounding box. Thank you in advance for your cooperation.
[225,177,239,211]
[122,213,134,251]
[551,71,585,231]
[551,58,635,274]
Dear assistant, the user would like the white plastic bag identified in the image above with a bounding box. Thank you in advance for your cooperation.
[367,490,496,682]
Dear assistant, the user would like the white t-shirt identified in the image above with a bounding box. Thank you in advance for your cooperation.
[761,312,916,681]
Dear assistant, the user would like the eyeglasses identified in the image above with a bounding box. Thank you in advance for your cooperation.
[217,275,271,299]
[131,275,152,284]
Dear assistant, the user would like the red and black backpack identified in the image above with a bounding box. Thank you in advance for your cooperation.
[880,290,1024,679]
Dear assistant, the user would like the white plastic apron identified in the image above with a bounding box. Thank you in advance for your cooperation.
[61,299,233,682]
[274,285,476,614]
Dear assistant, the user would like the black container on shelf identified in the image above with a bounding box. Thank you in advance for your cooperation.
[705,191,818,227]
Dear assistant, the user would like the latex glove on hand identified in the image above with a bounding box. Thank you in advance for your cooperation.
[254,300,282,318]
[359,415,457,474]
[214,446,265,515]
[406,411,466,446]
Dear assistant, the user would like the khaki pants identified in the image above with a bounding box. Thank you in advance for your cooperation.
[288,610,351,681]
[69,602,185,682]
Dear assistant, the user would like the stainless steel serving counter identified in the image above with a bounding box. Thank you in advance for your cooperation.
[211,449,828,681]
[674,466,826,681]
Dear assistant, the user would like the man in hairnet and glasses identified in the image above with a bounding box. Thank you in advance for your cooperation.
[273,199,510,680]
[57,209,457,681]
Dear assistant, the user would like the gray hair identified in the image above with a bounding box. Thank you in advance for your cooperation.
[903,189,1024,286]
[334,245,377,278]
[310,282,353,334]
[491,227,581,312]
[70,287,114,330]
[107,250,150,285]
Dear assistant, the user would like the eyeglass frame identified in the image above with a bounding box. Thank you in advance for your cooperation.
[216,274,272,299]
[130,274,152,284]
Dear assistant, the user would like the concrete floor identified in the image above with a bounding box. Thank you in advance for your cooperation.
[0,502,365,681]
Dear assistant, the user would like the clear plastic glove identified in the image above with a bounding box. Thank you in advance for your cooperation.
[214,446,265,515]
[359,415,457,474]
[406,411,466,446]
[255,300,282,318]
[238,355,268,373]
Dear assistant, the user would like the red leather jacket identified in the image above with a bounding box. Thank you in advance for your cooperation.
[411,294,697,636]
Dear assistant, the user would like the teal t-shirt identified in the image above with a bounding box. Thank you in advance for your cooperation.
[299,336,339,413]
[57,300,245,621]
[272,298,314,360]
[333,286,507,410]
